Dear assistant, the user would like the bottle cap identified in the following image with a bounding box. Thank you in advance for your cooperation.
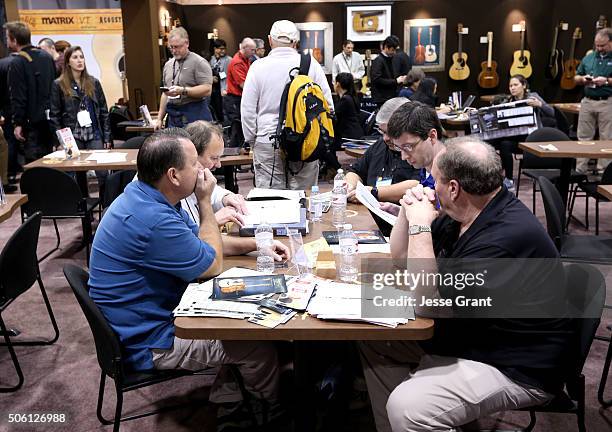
[337,169,344,174]
[343,224,352,230]
[311,185,319,192]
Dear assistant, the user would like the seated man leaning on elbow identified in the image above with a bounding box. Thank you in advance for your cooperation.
[361,137,572,432]
[88,128,279,404]
[346,97,420,204]
[182,120,289,259]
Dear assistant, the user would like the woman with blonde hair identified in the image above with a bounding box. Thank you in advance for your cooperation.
[50,45,111,196]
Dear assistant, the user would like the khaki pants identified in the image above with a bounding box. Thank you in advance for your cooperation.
[0,127,8,185]
[152,337,279,403]
[576,97,612,173]
[359,341,551,432]
[253,140,319,190]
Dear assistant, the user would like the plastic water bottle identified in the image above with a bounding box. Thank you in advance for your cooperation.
[0,181,6,206]
[255,221,275,274]
[339,224,358,282]
[334,168,347,192]
[310,185,323,222]
[331,183,347,229]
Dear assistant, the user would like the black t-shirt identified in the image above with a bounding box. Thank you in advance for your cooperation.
[422,188,573,394]
[347,137,420,192]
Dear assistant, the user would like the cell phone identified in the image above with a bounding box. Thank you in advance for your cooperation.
[160,86,170,92]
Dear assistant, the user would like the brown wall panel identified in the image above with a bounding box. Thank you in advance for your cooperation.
[164,0,609,104]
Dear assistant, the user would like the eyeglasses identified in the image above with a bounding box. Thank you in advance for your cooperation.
[393,137,425,153]
[374,126,388,136]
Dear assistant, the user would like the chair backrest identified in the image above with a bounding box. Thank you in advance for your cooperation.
[63,264,124,380]
[0,212,42,302]
[553,107,571,137]
[601,162,612,185]
[538,176,566,250]
[109,105,136,142]
[523,127,571,169]
[117,136,146,150]
[564,263,605,394]
[103,169,136,208]
[20,167,85,217]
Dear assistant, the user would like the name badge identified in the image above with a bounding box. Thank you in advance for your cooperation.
[219,71,227,80]
[77,110,92,127]
[376,177,392,187]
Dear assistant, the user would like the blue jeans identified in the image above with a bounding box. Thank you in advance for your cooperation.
[166,99,212,128]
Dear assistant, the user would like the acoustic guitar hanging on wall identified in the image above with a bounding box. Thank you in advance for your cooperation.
[414,28,426,65]
[560,27,582,90]
[545,21,565,80]
[425,27,437,63]
[360,49,372,95]
[510,21,532,78]
[477,32,499,88]
[449,23,470,80]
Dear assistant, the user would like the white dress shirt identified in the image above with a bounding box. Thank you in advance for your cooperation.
[332,51,365,83]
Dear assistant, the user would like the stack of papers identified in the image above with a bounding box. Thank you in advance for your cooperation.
[173,267,281,319]
[307,279,413,328]
[247,188,305,200]
[243,200,301,225]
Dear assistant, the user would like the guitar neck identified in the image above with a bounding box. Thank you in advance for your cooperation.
[520,29,525,57]
[550,26,559,61]
[458,33,463,56]
[487,34,493,68]
[568,38,576,62]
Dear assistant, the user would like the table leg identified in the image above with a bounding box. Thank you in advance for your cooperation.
[75,171,90,198]
[558,158,572,206]
[224,166,238,193]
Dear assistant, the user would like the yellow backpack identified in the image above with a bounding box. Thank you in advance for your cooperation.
[273,54,334,164]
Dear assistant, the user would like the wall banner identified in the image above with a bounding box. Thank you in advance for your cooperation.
[19,9,122,35]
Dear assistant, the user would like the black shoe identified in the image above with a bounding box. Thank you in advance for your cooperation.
[2,184,17,193]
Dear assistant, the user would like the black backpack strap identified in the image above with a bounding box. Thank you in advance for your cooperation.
[299,53,311,76]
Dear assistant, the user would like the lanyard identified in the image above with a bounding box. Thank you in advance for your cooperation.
[172,58,185,86]
[343,54,352,71]
[381,150,398,179]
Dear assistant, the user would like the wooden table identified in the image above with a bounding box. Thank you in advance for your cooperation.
[519,140,612,203]
[24,150,138,197]
[0,194,28,223]
[597,184,612,201]
[219,153,253,193]
[175,201,434,341]
[551,103,581,115]
[344,148,366,158]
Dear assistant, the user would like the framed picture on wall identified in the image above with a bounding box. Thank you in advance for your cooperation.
[295,22,334,74]
[346,4,392,42]
[404,18,447,72]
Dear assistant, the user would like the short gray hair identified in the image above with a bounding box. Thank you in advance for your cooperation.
[168,27,189,42]
[185,121,224,155]
[435,136,504,195]
[596,27,612,41]
[253,38,265,49]
[376,97,409,125]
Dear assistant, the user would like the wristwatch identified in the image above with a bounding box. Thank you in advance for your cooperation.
[371,186,379,200]
[408,225,432,235]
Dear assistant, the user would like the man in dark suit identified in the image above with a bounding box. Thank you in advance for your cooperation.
[370,36,407,107]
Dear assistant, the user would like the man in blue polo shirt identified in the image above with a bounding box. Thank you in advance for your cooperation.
[89,128,278,403]
[361,137,571,432]
[376,101,445,218]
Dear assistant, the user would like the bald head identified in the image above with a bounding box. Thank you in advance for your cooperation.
[435,137,503,195]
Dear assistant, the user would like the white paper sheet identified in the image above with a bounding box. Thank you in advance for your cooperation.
[85,152,128,163]
[355,182,398,226]
[243,200,301,225]
[247,188,305,200]
[43,150,67,159]
[330,243,391,255]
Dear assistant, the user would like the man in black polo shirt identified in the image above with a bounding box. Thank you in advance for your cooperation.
[346,97,420,204]
[360,137,572,432]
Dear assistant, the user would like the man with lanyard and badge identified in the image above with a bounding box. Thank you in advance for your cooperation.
[374,101,446,222]
[156,27,213,130]
[331,39,365,89]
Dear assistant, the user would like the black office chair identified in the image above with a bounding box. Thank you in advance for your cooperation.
[103,170,136,209]
[567,162,612,235]
[517,262,605,432]
[109,106,137,142]
[20,167,99,264]
[517,128,586,215]
[0,212,59,392]
[63,265,263,431]
[116,136,145,150]
[538,176,612,264]
[553,106,572,138]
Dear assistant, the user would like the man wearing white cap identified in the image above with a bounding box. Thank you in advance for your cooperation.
[241,19,334,189]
